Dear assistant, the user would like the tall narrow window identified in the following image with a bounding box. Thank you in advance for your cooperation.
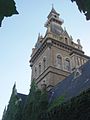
[43,57,46,70]
[35,67,37,78]
[39,63,41,74]
[77,57,79,66]
[57,55,62,68]
[64,58,70,71]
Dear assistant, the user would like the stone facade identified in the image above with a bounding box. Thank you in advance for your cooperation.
[30,7,90,91]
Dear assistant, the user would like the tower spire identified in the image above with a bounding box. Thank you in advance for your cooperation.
[45,6,64,28]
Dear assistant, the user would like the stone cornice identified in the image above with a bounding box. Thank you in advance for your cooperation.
[52,39,84,54]
[36,66,70,84]
[30,33,85,64]
[44,33,84,54]
[70,51,90,59]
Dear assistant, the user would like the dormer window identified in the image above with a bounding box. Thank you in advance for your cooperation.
[73,68,82,79]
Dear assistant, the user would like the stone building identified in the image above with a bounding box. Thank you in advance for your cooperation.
[30,7,90,91]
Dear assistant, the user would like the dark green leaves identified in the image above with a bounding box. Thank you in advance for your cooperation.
[0,0,19,27]
[22,81,48,120]
[41,89,90,120]
[71,0,90,20]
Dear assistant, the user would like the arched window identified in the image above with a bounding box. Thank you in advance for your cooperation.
[43,57,46,70]
[65,37,68,44]
[64,58,70,71]
[56,55,62,68]
[39,63,41,74]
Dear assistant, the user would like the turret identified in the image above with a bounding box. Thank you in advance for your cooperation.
[45,6,64,28]
[45,6,64,36]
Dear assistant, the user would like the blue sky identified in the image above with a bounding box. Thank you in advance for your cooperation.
[0,0,90,118]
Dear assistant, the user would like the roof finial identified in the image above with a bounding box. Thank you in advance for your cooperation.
[52,3,54,9]
[38,32,40,37]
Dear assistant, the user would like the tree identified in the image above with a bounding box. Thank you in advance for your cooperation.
[0,0,90,27]
[2,83,22,120]
[22,80,48,120]
[71,0,90,20]
[0,0,19,27]
[2,106,7,120]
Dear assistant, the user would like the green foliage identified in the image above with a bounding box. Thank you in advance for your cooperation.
[22,80,48,120]
[3,85,18,120]
[71,0,90,20]
[2,84,23,120]
[2,81,90,120]
[2,106,7,120]
[41,89,90,120]
[0,0,19,27]
[48,95,64,111]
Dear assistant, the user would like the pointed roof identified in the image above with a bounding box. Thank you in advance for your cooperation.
[51,6,59,14]
[47,6,59,19]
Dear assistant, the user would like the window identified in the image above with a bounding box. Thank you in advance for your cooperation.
[64,58,70,71]
[35,67,37,78]
[76,57,81,67]
[56,55,62,68]
[54,15,57,18]
[39,63,41,74]
[73,68,82,79]
[65,37,68,44]
[77,57,79,66]
[43,57,46,70]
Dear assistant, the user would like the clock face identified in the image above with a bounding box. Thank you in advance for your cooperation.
[51,22,63,35]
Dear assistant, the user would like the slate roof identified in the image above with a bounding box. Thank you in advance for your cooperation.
[50,7,59,15]
[49,60,90,103]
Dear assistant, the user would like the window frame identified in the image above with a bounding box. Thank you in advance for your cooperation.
[64,58,71,71]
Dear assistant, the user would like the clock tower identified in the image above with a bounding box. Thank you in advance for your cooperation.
[30,7,89,91]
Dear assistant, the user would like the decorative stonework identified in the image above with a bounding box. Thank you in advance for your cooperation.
[30,7,90,91]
